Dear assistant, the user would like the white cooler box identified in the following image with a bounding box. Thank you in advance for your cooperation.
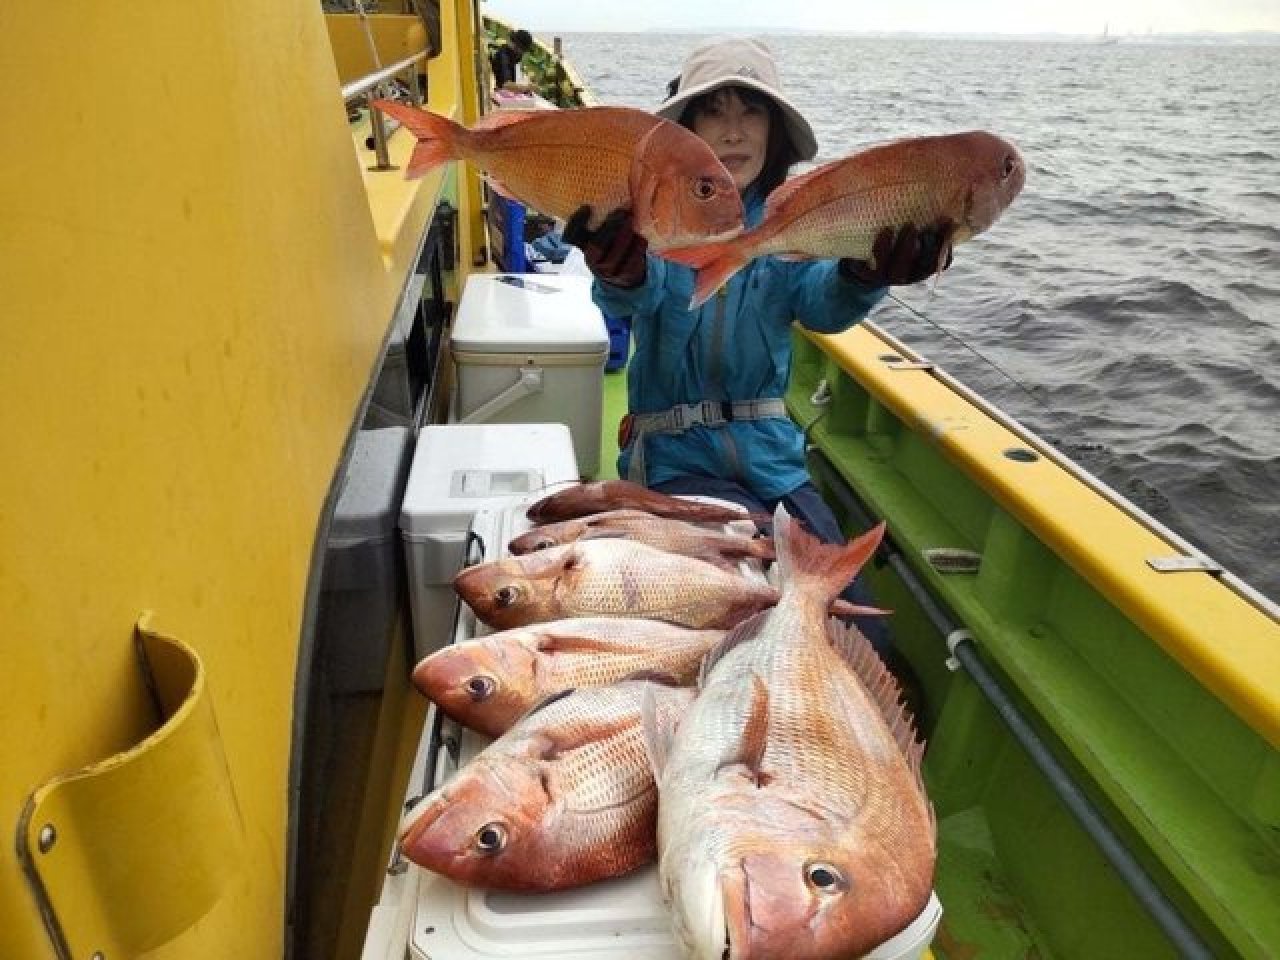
[451,273,608,478]
[399,423,579,663]
[364,497,943,960]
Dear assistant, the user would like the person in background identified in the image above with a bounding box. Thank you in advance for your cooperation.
[490,28,534,94]
[564,36,954,656]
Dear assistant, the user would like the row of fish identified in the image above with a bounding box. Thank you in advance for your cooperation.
[373,100,1025,308]
[399,481,936,959]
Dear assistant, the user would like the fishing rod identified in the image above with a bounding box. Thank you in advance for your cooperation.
[885,291,1046,412]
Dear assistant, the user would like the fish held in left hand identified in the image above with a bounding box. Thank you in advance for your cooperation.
[371,100,743,250]
[664,129,1025,307]
[398,679,693,891]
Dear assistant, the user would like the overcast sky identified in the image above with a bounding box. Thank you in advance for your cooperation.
[481,0,1280,36]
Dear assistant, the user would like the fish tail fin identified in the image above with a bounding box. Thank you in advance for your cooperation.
[773,503,886,605]
[661,242,746,309]
[371,99,462,178]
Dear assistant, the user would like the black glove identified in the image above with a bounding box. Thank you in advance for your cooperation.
[839,223,954,288]
[562,205,649,289]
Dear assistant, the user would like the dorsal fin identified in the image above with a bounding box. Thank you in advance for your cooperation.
[825,619,925,779]
[762,163,831,215]
[697,611,768,687]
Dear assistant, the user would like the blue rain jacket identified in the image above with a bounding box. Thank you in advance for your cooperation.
[592,186,886,501]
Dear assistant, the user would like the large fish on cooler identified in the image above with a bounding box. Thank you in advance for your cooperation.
[664,130,1026,307]
[508,508,775,571]
[526,479,753,525]
[372,100,743,250]
[398,679,693,891]
[453,538,885,631]
[645,506,935,960]
[412,617,724,737]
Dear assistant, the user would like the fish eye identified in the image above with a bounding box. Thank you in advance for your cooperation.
[495,585,521,609]
[1001,154,1017,180]
[474,822,507,854]
[531,537,557,551]
[805,861,848,894]
[692,177,717,200]
[465,675,496,701]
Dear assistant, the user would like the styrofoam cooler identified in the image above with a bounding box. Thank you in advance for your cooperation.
[451,273,608,478]
[390,498,943,960]
[398,423,579,663]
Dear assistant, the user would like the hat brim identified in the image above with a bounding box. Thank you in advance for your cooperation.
[655,76,817,162]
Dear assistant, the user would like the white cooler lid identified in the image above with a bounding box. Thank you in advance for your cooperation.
[452,273,608,354]
[399,424,580,537]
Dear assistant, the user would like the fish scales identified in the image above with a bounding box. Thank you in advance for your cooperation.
[399,680,692,891]
[373,102,743,250]
[651,508,935,959]
[509,508,773,570]
[454,539,777,630]
[664,129,1025,307]
[412,618,725,736]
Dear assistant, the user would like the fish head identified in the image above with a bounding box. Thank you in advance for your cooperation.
[723,842,933,960]
[670,823,933,960]
[630,120,744,251]
[508,518,585,554]
[411,637,539,737]
[957,131,1026,238]
[397,760,551,888]
[453,546,576,629]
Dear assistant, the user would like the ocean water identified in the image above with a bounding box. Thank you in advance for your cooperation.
[559,33,1280,601]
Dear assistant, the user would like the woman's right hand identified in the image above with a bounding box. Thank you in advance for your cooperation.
[563,206,649,289]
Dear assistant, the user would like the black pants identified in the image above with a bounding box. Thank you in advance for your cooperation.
[650,475,891,654]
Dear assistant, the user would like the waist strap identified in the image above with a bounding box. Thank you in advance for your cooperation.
[630,398,788,435]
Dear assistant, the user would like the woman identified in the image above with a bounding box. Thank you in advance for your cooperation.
[565,37,950,651]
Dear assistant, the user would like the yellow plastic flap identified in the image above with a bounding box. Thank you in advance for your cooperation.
[18,617,244,959]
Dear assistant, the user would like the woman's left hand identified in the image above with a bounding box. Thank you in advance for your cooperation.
[839,222,954,288]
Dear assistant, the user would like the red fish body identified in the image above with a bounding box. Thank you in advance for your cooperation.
[411,617,724,737]
[526,480,751,524]
[398,680,693,891]
[646,507,935,959]
[453,539,884,631]
[665,130,1026,306]
[372,100,743,250]
[509,508,774,571]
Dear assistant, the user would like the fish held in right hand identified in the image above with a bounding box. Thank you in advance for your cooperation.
[371,100,743,251]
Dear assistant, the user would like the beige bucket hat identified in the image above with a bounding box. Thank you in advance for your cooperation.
[655,36,818,162]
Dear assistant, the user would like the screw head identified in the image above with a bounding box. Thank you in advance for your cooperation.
[37,824,56,854]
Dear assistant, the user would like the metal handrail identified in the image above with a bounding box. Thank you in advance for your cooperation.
[342,51,428,171]
[340,50,427,102]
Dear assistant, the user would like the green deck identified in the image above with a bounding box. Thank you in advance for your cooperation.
[593,337,1280,959]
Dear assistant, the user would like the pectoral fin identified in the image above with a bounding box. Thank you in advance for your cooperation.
[715,673,771,787]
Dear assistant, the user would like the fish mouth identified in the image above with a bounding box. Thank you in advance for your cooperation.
[679,857,733,960]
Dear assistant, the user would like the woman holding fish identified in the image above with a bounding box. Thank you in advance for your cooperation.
[565,37,967,651]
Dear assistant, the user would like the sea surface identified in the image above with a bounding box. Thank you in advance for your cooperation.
[558,33,1280,602]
